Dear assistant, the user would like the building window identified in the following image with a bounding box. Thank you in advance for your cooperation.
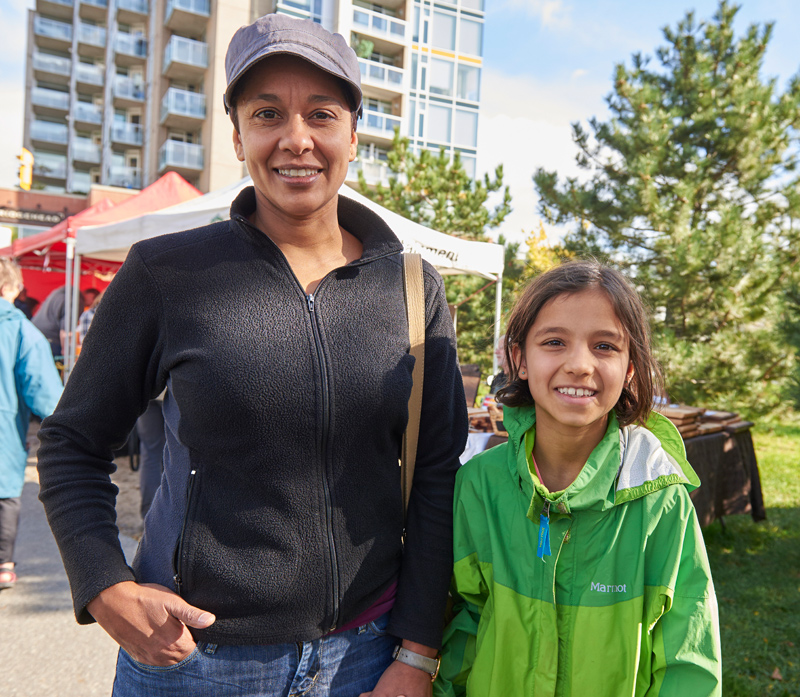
[460,154,476,179]
[411,53,418,89]
[429,57,454,97]
[461,0,484,11]
[459,17,483,56]
[413,5,420,42]
[454,108,478,147]
[428,103,451,142]
[432,11,456,51]
[457,64,480,101]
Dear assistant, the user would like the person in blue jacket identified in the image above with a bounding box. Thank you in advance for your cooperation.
[0,258,63,590]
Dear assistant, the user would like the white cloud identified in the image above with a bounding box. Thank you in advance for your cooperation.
[476,68,606,245]
[502,0,572,29]
[571,68,588,79]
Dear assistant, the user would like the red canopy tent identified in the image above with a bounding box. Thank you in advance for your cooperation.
[0,172,202,303]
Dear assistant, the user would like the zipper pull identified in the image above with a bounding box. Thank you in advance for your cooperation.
[537,500,552,560]
[307,294,315,312]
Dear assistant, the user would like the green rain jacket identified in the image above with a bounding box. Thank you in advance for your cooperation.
[436,405,721,697]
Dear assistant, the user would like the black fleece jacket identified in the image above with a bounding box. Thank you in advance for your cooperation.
[37,188,467,648]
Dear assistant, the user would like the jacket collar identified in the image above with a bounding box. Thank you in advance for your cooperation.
[229,186,404,263]
[502,404,699,520]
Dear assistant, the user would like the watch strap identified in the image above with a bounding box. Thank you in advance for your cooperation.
[392,645,441,681]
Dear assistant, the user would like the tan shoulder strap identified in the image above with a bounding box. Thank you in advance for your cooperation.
[401,253,425,522]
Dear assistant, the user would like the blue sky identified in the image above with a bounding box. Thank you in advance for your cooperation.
[1,0,798,241]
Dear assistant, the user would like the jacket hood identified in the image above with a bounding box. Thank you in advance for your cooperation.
[501,404,700,520]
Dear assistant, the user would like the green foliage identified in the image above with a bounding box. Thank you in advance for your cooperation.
[351,35,374,59]
[360,130,512,242]
[778,284,800,408]
[533,1,800,415]
[703,423,800,695]
[357,131,515,376]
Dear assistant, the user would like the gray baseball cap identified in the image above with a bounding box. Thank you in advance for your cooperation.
[224,14,363,117]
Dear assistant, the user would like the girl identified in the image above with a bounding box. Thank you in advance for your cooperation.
[435,260,721,696]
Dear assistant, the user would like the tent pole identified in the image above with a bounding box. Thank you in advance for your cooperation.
[68,251,82,381]
[63,238,74,383]
[493,268,503,375]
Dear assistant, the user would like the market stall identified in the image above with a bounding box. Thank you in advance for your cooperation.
[0,173,203,377]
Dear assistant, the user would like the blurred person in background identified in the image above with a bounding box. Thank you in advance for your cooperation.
[0,258,63,590]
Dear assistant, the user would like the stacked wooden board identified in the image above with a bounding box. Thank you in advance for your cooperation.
[656,405,752,440]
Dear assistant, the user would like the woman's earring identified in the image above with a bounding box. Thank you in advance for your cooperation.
[520,369,527,377]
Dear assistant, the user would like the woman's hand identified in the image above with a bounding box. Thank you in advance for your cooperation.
[359,659,433,697]
[86,581,215,666]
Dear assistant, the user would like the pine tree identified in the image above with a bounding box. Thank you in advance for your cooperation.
[360,131,512,242]
[533,1,800,413]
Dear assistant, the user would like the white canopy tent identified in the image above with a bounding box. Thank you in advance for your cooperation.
[66,177,504,378]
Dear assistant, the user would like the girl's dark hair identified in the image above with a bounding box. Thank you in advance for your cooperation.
[496,259,663,427]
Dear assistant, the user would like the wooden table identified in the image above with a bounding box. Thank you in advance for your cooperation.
[685,427,766,527]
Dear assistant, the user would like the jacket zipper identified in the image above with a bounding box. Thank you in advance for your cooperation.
[173,468,197,595]
[232,214,403,632]
[307,291,339,632]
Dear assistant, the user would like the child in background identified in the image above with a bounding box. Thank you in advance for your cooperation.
[436,260,721,696]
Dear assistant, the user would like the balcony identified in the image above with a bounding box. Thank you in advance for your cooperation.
[273,0,315,19]
[107,165,141,189]
[31,87,70,117]
[71,138,102,165]
[113,75,145,107]
[347,158,391,187]
[70,169,93,194]
[32,52,71,81]
[118,0,148,23]
[80,0,107,22]
[74,101,104,126]
[75,62,105,92]
[352,7,407,48]
[163,36,208,80]
[33,157,68,181]
[34,16,73,50]
[111,121,143,146]
[358,57,404,98]
[360,108,401,143]
[39,0,74,20]
[77,22,107,57]
[165,0,209,37]
[160,88,205,129]
[115,32,147,65]
[30,120,69,150]
[159,139,203,174]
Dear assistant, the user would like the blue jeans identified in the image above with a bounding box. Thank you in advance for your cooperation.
[112,612,397,696]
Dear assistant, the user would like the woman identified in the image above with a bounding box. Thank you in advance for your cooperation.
[37,15,467,697]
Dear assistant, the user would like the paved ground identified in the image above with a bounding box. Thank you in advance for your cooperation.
[0,463,139,697]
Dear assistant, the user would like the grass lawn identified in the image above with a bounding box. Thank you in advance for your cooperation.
[702,421,800,696]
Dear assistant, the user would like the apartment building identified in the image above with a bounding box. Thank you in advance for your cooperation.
[22,0,484,195]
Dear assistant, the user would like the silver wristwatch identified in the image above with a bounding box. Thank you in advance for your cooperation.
[392,645,441,682]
